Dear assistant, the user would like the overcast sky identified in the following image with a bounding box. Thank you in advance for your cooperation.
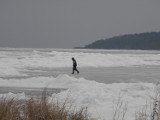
[0,0,160,48]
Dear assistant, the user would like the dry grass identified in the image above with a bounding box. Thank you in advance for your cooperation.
[135,86,160,120]
[112,92,128,120]
[0,94,89,120]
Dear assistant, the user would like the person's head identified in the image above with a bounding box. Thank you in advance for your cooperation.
[72,57,74,61]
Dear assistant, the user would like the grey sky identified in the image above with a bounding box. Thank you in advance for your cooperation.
[0,0,160,48]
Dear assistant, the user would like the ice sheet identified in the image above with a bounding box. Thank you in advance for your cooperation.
[0,49,160,77]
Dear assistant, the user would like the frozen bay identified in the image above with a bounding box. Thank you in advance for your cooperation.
[0,48,160,120]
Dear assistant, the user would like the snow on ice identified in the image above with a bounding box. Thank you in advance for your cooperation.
[0,74,157,120]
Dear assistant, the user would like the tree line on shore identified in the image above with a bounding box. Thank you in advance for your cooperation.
[84,32,160,50]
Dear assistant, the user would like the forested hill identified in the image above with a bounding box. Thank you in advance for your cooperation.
[84,32,160,50]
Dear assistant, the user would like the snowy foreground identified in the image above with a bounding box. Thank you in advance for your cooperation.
[0,48,160,120]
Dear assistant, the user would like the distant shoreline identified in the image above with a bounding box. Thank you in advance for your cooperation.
[84,32,160,50]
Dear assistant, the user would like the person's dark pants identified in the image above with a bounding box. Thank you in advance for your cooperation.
[72,66,79,74]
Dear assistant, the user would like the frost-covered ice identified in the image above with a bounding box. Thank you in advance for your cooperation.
[0,48,160,120]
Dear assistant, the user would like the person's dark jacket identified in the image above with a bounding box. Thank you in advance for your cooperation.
[73,59,77,67]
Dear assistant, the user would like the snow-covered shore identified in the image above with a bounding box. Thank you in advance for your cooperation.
[0,74,157,120]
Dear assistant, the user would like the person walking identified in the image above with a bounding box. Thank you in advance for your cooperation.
[72,57,79,74]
